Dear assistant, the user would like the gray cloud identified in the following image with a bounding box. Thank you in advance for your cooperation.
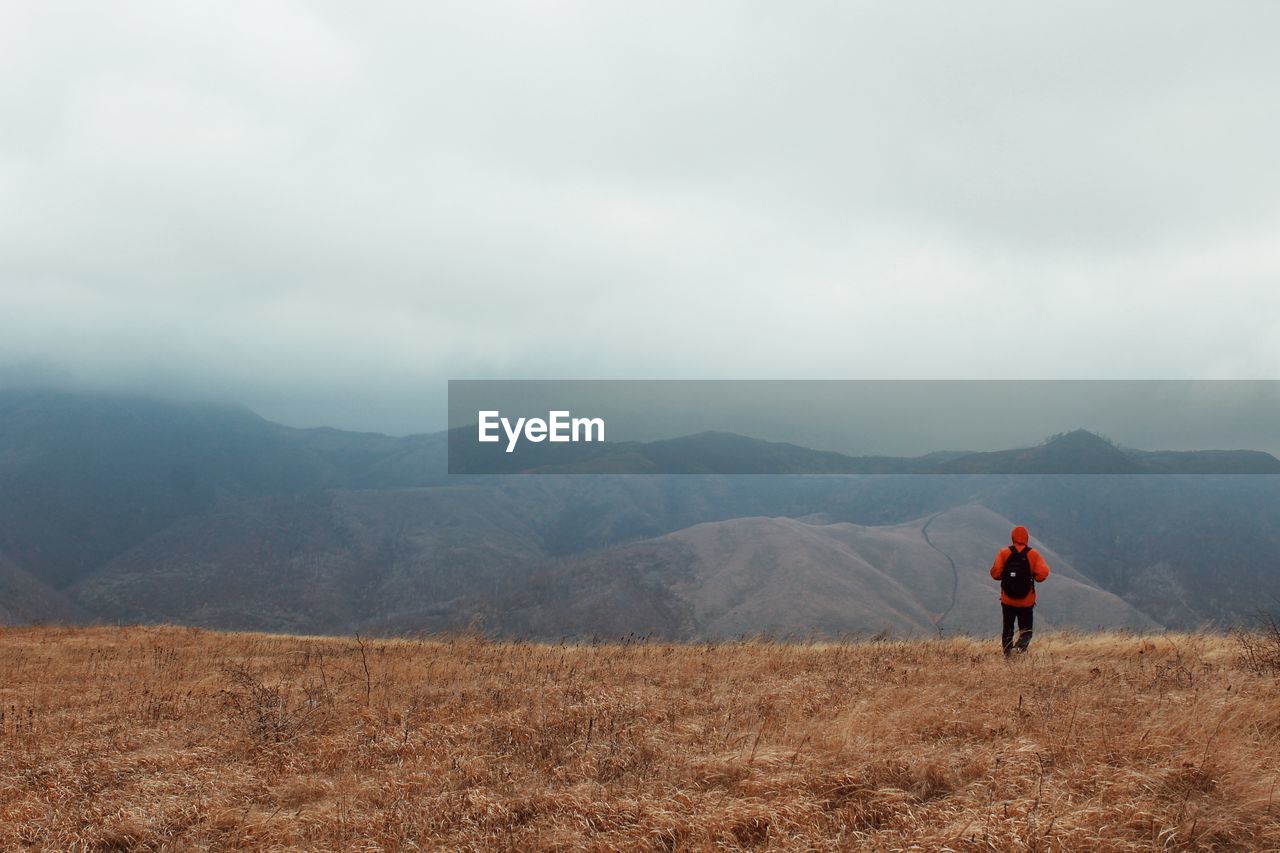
[2,1,1279,434]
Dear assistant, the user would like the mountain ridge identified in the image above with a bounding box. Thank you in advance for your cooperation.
[451,424,1280,475]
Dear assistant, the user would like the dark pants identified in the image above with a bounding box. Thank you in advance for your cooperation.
[1001,604,1034,652]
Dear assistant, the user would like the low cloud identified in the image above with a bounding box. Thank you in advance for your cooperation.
[3,1,1279,433]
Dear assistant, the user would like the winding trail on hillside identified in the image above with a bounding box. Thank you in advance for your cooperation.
[921,512,959,635]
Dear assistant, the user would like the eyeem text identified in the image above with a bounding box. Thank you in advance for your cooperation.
[477,410,605,453]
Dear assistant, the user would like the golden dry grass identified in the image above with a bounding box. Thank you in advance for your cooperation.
[1,626,1277,850]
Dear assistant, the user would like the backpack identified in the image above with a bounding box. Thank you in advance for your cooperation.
[1001,546,1035,600]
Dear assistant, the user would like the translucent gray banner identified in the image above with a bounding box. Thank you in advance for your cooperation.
[447,380,1280,474]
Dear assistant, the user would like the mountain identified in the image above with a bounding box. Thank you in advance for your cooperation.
[69,486,545,635]
[0,389,447,589]
[936,429,1280,475]
[935,430,1142,474]
[452,425,1280,475]
[4,388,1280,635]
[451,429,971,475]
[1128,448,1280,474]
[491,504,1155,639]
[64,475,991,635]
[982,474,1280,627]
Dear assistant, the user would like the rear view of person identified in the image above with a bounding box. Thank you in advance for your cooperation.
[990,525,1050,655]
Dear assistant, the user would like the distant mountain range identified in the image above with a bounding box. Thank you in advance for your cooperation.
[450,425,1280,474]
[2,388,1279,636]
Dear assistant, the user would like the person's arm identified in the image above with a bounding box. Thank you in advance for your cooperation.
[990,547,1009,580]
[1031,550,1050,582]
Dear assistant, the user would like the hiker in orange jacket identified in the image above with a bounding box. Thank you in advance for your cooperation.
[990,525,1050,654]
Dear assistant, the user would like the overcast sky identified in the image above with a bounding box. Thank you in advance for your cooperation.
[3,1,1279,434]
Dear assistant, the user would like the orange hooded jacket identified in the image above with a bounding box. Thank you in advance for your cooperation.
[990,525,1050,606]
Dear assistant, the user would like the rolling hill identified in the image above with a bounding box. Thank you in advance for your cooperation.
[491,504,1155,639]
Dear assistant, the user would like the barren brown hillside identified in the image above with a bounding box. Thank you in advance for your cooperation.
[1,626,1277,850]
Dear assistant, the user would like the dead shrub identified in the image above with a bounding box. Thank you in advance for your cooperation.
[1232,612,1280,676]
[218,663,325,748]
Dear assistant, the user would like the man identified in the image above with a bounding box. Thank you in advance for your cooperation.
[990,525,1050,655]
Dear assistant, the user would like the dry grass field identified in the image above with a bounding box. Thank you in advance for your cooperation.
[1,626,1278,850]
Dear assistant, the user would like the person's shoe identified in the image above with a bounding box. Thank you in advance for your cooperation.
[1015,645,1030,654]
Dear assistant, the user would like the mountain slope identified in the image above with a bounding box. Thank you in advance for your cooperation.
[897,504,1158,634]
[0,389,450,589]
[981,475,1280,628]
[70,487,546,634]
[0,550,86,625]
[493,505,1155,639]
